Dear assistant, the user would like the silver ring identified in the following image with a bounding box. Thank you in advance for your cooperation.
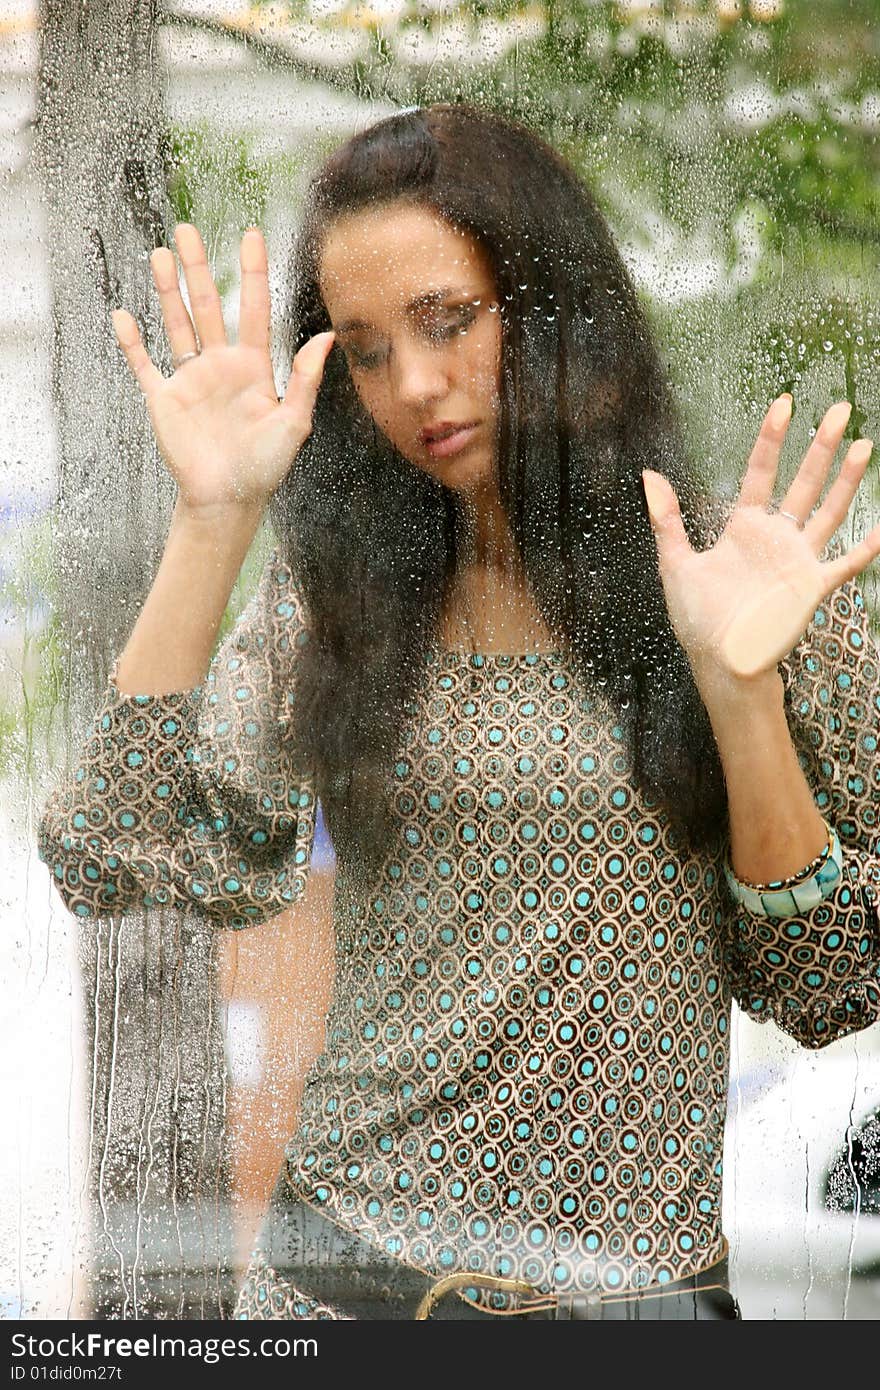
[173,349,200,369]
[777,509,806,530]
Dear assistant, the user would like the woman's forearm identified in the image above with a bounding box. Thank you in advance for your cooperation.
[113,498,265,697]
[699,667,827,884]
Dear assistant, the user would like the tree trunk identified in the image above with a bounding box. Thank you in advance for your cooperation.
[33,0,231,1318]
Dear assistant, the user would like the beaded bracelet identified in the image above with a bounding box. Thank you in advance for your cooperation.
[724,819,844,919]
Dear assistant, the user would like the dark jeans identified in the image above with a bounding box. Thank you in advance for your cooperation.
[257,1176,742,1321]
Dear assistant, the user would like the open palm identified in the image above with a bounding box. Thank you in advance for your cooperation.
[642,396,878,682]
[111,224,335,515]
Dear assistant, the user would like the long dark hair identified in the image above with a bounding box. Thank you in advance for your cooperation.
[268,103,728,884]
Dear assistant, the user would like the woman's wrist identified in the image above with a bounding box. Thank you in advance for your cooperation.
[727,817,835,892]
[724,820,844,919]
[171,494,266,538]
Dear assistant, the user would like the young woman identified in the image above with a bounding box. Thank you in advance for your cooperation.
[38,104,880,1320]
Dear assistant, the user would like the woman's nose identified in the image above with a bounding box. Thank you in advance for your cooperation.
[391,340,449,407]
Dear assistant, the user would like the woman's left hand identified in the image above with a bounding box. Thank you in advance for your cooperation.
[642,395,878,688]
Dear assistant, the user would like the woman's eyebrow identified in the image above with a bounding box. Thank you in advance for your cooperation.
[405,286,476,313]
[334,288,480,336]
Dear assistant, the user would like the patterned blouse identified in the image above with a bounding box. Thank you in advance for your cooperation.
[36,546,880,1317]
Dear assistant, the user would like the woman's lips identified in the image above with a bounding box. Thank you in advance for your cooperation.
[421,422,479,458]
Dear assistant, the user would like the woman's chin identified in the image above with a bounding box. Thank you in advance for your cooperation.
[412,450,496,496]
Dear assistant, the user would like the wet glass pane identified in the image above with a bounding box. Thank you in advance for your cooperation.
[4,0,879,1324]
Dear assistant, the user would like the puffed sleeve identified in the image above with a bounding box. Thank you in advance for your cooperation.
[723,578,880,1048]
[36,547,318,930]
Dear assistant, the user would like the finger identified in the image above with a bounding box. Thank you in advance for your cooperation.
[149,245,200,362]
[278,331,336,438]
[642,470,693,567]
[779,399,853,524]
[238,227,271,353]
[173,223,227,350]
[111,308,164,400]
[735,394,792,510]
[804,437,874,553]
[821,519,880,591]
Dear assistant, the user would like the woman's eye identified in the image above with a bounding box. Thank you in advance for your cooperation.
[342,305,479,367]
[424,305,478,342]
[345,345,385,370]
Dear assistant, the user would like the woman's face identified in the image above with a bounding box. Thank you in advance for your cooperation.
[318,203,502,495]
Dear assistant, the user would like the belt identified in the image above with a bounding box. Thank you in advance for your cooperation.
[259,1194,740,1321]
[414,1243,734,1319]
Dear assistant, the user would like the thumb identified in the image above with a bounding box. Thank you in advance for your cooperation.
[290,329,336,386]
[277,331,336,449]
[641,469,692,565]
[282,330,336,405]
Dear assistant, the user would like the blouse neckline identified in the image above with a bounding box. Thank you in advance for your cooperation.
[428,643,564,666]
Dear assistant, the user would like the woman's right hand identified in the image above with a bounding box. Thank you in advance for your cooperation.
[111,223,335,519]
